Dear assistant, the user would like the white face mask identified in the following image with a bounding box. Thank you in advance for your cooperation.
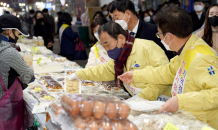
[149,12,153,16]
[94,32,100,41]
[103,11,108,16]
[194,5,203,12]
[161,34,172,51]
[144,16,151,22]
[115,13,129,30]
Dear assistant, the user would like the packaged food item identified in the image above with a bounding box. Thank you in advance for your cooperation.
[65,69,77,76]
[117,102,130,119]
[23,51,33,67]
[38,36,44,46]
[48,102,64,125]
[81,80,95,86]
[65,78,80,94]
[45,80,63,91]
[93,100,106,119]
[81,99,94,118]
[52,57,67,63]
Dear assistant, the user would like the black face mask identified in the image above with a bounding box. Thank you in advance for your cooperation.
[36,18,45,24]
[208,16,218,27]
[9,31,19,44]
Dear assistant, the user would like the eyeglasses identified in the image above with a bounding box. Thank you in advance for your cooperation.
[156,32,164,39]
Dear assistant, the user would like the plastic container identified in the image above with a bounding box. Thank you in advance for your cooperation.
[38,36,44,46]
[23,52,33,67]
[32,36,38,45]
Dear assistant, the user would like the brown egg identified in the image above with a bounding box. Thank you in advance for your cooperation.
[54,107,62,117]
[93,101,106,119]
[114,121,125,130]
[125,122,138,130]
[106,102,117,119]
[118,103,130,119]
[61,95,69,111]
[68,98,80,116]
[101,121,112,130]
[81,100,93,118]
[74,117,86,130]
[88,120,99,130]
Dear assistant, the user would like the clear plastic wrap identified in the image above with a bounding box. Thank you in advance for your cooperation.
[47,102,65,125]
[65,77,81,94]
[132,111,212,130]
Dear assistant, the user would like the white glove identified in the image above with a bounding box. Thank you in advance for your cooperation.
[69,73,80,81]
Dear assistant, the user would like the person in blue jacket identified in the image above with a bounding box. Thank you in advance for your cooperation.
[59,13,78,61]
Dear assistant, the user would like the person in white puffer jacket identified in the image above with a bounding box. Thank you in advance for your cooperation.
[86,17,111,68]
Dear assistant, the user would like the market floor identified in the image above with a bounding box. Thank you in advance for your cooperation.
[53,37,90,68]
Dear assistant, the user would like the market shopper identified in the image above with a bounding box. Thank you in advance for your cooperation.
[0,14,35,130]
[59,13,78,61]
[110,0,175,60]
[196,4,218,53]
[118,7,218,129]
[34,11,54,50]
[86,17,111,68]
[69,21,170,98]
[142,11,152,23]
[42,8,55,36]
[190,0,205,32]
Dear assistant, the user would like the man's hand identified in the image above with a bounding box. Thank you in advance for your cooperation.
[157,96,179,114]
[117,71,134,84]
[47,42,54,48]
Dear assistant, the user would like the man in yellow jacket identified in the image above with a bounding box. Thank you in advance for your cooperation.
[69,21,170,100]
[118,7,218,129]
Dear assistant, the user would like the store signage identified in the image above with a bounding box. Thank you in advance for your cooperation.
[45,2,52,10]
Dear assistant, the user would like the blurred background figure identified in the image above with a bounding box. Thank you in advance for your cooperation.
[141,11,153,24]
[56,11,62,35]
[34,11,54,50]
[28,9,35,38]
[42,8,55,36]
[190,0,205,32]
[59,13,79,61]
[168,0,180,7]
[92,11,105,20]
[196,4,218,53]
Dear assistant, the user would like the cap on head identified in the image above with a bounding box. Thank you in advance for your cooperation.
[0,14,29,37]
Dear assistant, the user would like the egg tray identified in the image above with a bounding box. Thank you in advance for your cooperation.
[60,94,131,121]
[47,102,66,125]
[59,115,138,130]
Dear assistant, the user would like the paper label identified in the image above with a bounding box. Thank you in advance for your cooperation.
[37,57,42,66]
[164,122,179,130]
[202,126,215,130]
[49,55,53,59]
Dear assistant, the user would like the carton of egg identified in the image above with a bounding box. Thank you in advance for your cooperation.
[61,94,131,120]
[69,116,137,130]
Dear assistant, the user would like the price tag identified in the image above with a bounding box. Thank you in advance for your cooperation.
[202,126,215,130]
[164,122,178,130]
[49,55,53,59]
[19,35,23,39]
[31,47,35,52]
[37,57,42,66]
[34,47,38,53]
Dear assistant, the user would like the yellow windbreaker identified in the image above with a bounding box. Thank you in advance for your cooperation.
[76,38,170,97]
[134,34,218,129]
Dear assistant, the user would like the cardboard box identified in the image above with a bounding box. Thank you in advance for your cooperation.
[86,0,99,7]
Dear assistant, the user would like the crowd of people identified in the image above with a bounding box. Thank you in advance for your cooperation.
[0,0,218,129]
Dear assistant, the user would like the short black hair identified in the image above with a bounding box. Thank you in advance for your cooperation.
[155,7,193,38]
[110,0,137,16]
[42,8,48,13]
[60,13,72,25]
[29,9,35,14]
[98,21,126,40]
[169,0,180,6]
[92,11,105,20]
[101,4,107,11]
[194,0,204,3]
[57,11,62,16]
[107,2,113,12]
